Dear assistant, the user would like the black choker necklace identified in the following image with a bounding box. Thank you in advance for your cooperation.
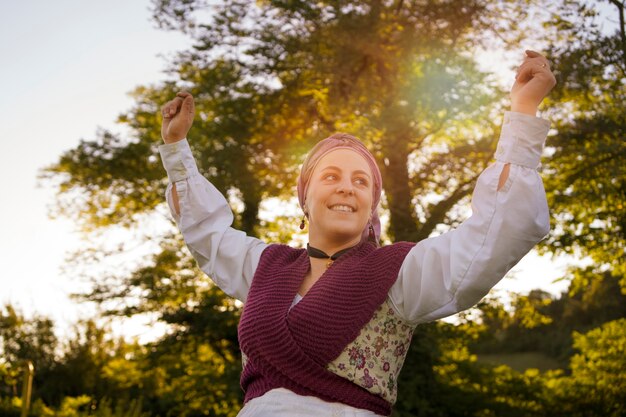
[306,243,357,268]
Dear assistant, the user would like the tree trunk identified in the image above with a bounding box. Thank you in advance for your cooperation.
[381,135,419,243]
[241,187,261,238]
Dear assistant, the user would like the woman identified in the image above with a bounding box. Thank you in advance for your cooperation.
[158,50,556,416]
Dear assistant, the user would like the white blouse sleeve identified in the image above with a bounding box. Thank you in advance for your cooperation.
[389,111,551,324]
[159,139,268,302]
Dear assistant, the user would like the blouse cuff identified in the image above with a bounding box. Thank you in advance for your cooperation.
[494,111,550,169]
[158,139,200,182]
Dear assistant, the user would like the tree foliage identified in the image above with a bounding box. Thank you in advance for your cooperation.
[539,0,626,287]
[29,0,626,415]
[3,274,626,415]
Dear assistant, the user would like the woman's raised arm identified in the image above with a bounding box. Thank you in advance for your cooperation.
[159,92,267,302]
[389,111,551,324]
[161,91,197,215]
[389,50,556,324]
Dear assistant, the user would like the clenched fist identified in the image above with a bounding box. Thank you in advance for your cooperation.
[161,91,195,144]
[510,50,557,116]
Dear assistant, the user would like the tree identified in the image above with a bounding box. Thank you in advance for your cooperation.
[140,284,243,417]
[40,0,538,333]
[540,318,626,417]
[41,3,529,410]
[538,0,626,289]
[0,304,58,401]
[567,318,626,415]
[152,0,530,240]
[39,0,623,414]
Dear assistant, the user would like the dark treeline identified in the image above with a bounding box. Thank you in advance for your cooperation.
[2,273,625,416]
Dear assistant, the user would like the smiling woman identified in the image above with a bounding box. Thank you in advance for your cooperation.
[302,139,376,257]
[157,50,556,416]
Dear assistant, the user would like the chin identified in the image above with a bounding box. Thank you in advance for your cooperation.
[326,225,365,243]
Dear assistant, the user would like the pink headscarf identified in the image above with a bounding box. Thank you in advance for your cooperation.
[297,133,383,245]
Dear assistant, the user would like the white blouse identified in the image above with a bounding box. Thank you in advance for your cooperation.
[158,111,551,416]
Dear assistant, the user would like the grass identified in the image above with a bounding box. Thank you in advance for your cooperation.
[476,351,562,373]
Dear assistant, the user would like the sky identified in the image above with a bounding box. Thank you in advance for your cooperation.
[0,0,190,340]
[0,0,578,341]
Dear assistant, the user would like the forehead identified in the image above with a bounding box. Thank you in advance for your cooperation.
[312,148,372,176]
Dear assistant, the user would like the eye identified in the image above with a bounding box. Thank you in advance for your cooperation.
[354,177,369,186]
[323,173,338,181]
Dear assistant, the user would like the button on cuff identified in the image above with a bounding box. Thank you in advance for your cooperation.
[495,111,550,169]
[158,139,200,182]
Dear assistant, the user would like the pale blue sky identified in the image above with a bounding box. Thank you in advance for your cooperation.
[0,0,188,339]
[0,0,584,340]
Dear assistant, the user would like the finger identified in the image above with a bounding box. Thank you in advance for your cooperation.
[516,58,550,79]
[516,68,531,83]
[519,50,548,68]
[162,100,174,117]
[182,94,195,118]
[163,96,184,118]
[525,50,550,68]
[177,92,193,118]
[516,61,533,79]
[517,62,541,82]
[161,91,193,128]
[515,63,526,82]
[161,101,174,119]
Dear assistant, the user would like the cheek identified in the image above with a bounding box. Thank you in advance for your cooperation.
[361,191,374,211]
[304,188,323,215]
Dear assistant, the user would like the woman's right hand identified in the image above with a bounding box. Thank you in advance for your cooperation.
[161,91,195,144]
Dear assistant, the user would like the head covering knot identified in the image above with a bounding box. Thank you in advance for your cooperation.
[296,133,383,244]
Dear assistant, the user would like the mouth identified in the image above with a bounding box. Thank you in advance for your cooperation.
[328,204,356,213]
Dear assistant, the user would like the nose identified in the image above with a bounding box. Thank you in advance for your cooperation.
[337,178,355,195]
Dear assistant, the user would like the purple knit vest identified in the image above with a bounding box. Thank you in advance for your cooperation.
[238,241,415,416]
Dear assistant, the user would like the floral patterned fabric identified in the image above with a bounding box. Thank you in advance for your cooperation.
[325,297,415,403]
[241,296,415,405]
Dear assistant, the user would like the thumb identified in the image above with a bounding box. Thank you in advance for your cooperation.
[525,49,542,58]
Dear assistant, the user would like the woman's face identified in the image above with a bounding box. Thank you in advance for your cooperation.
[305,148,374,247]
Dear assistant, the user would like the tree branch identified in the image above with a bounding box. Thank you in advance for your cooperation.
[607,0,626,66]
[414,171,481,241]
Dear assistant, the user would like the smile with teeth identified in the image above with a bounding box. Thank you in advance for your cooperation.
[329,204,355,212]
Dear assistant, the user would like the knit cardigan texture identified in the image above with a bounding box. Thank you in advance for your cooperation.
[238,241,415,415]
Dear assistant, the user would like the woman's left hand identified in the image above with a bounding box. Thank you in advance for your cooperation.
[510,50,557,115]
